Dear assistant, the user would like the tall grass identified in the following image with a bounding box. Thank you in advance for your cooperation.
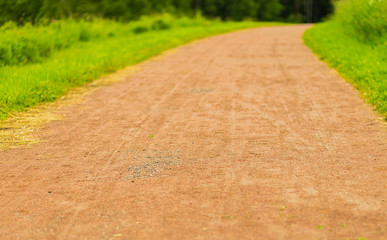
[0,15,211,67]
[0,15,283,118]
[0,21,94,66]
[334,0,387,43]
[304,0,387,119]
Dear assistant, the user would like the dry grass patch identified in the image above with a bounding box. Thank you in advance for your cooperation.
[0,65,139,150]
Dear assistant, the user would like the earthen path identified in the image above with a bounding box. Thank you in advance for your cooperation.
[0,25,386,239]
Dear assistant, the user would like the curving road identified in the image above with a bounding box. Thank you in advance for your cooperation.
[0,25,386,239]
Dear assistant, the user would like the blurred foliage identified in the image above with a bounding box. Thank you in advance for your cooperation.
[333,0,387,43]
[0,0,333,25]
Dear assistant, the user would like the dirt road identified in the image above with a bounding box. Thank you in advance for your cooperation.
[0,25,386,239]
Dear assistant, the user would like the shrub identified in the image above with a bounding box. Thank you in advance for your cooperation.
[132,25,149,34]
[151,19,170,30]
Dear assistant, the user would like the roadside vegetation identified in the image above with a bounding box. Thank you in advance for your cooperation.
[304,0,387,119]
[0,0,333,119]
[0,16,283,118]
[0,0,332,24]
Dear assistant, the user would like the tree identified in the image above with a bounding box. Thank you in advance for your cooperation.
[0,0,334,25]
[229,0,259,21]
[0,0,43,25]
[257,0,283,20]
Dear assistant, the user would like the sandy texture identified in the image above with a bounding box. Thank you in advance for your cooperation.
[0,25,386,240]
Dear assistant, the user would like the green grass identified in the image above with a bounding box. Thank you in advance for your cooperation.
[0,15,283,118]
[303,0,387,119]
[0,20,119,66]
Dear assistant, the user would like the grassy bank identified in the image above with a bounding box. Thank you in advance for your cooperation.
[0,16,283,119]
[303,0,387,119]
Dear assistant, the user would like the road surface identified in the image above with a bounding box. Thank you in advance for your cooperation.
[0,25,386,239]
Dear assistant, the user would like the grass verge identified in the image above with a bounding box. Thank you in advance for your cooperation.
[303,0,386,119]
[0,15,284,119]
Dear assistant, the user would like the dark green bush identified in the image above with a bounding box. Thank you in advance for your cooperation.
[79,25,91,41]
[132,25,149,34]
[151,19,170,30]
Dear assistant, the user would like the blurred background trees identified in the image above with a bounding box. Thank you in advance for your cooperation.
[0,0,334,25]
